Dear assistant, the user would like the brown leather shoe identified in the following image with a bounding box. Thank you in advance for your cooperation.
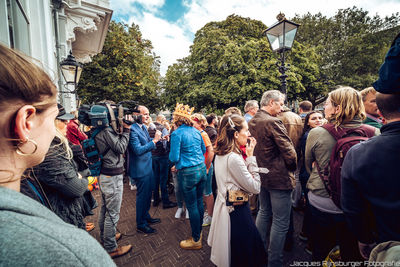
[108,245,132,258]
[115,233,122,242]
[86,223,95,232]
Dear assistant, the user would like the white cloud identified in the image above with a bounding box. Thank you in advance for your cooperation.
[111,0,400,76]
[110,0,165,16]
[182,0,400,33]
[127,12,192,75]
[134,0,165,12]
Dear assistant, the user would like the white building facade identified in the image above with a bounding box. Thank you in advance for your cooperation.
[0,0,112,112]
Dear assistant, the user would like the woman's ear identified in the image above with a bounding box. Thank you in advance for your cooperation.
[234,131,239,139]
[13,105,36,141]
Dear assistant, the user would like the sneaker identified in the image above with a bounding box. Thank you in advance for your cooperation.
[180,237,202,250]
[130,185,137,190]
[175,207,183,218]
[185,210,190,219]
[202,215,212,227]
[108,245,132,258]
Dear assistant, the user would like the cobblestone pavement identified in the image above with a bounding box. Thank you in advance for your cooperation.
[87,181,311,266]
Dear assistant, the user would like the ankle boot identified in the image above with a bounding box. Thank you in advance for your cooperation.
[179,237,202,250]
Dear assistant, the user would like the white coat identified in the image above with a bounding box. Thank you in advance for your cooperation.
[207,152,261,267]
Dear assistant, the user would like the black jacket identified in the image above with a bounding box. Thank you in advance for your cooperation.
[31,138,88,229]
[341,121,400,244]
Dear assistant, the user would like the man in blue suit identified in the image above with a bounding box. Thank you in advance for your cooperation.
[128,105,162,234]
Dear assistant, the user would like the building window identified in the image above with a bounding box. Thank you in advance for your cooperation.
[3,0,31,55]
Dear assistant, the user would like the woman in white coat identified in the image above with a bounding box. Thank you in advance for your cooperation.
[208,114,267,267]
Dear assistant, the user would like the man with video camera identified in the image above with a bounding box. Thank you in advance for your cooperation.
[128,105,162,235]
[94,110,132,258]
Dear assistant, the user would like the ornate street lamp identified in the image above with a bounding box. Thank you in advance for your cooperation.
[264,13,299,97]
[59,50,82,93]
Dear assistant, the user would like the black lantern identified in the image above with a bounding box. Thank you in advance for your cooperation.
[264,13,299,98]
[60,50,82,89]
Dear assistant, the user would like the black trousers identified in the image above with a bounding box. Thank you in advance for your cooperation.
[230,203,267,267]
[310,205,363,261]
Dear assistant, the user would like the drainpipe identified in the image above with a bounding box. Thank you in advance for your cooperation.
[52,0,63,103]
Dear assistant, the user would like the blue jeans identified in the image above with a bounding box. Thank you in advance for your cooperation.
[131,174,153,228]
[256,187,292,267]
[172,171,184,208]
[152,155,170,204]
[203,163,213,196]
[177,163,206,242]
[98,174,124,252]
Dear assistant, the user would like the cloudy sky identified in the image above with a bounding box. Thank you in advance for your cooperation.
[110,0,400,76]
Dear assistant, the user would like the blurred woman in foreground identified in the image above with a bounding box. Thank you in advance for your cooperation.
[0,44,114,266]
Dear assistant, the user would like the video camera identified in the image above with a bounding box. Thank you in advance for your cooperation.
[78,100,142,133]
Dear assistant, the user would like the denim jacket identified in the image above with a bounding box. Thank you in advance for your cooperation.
[169,124,205,170]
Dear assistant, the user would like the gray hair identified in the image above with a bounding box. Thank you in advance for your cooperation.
[156,114,165,122]
[244,100,259,112]
[260,90,285,107]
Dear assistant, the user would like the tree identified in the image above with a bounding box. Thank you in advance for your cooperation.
[77,21,162,111]
[163,14,323,113]
[293,7,400,91]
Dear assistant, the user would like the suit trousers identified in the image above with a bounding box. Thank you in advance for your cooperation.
[131,174,153,227]
[152,155,170,204]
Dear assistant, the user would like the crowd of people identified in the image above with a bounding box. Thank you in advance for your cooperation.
[1,32,400,267]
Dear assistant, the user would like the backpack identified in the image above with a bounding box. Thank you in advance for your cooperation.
[78,104,123,176]
[315,123,375,209]
[81,127,109,176]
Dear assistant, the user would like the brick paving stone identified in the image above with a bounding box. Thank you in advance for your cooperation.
[86,180,311,266]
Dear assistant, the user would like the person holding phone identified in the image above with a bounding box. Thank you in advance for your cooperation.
[208,114,266,267]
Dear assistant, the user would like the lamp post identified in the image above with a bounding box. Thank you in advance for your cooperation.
[59,50,82,94]
[264,13,299,98]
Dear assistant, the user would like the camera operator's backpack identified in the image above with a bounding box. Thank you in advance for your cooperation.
[78,103,128,176]
[81,127,109,176]
[315,124,375,209]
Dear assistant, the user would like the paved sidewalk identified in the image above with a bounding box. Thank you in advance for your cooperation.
[87,181,311,266]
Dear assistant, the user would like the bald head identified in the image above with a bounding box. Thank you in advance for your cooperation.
[138,105,150,124]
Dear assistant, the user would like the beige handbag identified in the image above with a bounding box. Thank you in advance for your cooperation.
[225,155,249,206]
[226,189,249,204]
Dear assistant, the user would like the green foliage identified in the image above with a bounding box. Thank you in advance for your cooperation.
[77,21,162,112]
[163,14,323,113]
[293,7,400,95]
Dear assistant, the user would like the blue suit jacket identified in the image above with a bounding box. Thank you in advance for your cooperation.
[128,124,155,179]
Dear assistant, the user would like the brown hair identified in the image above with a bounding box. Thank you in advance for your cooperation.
[224,107,242,116]
[303,111,323,135]
[214,115,245,156]
[173,114,193,127]
[328,86,366,127]
[299,100,313,112]
[0,43,57,113]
